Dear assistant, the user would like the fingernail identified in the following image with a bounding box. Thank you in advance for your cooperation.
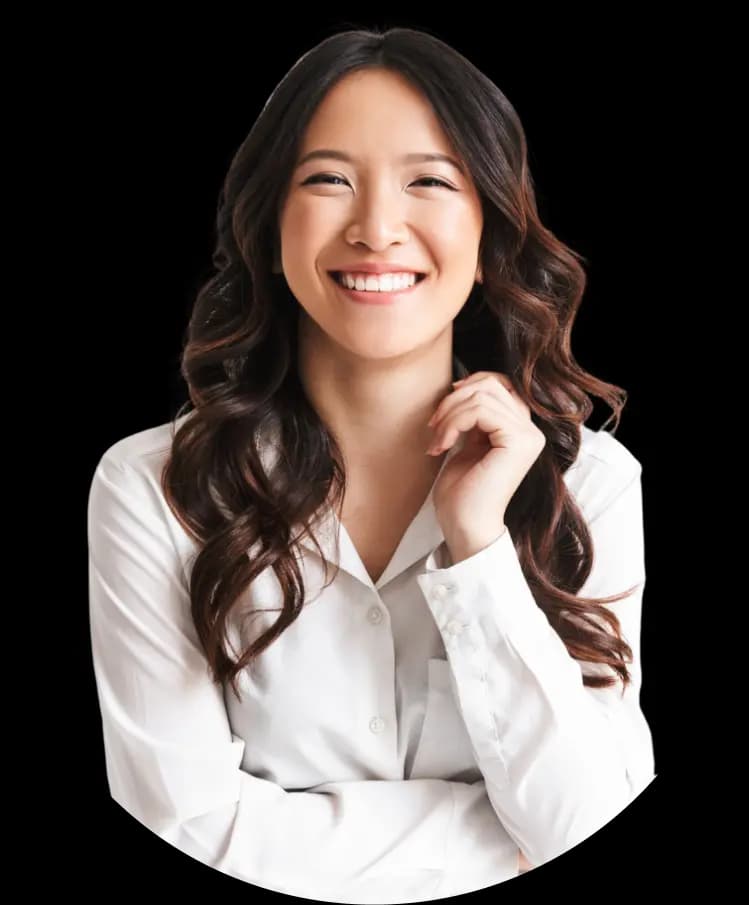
[452,379,465,387]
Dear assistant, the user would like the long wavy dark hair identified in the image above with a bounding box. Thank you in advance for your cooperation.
[161,25,641,703]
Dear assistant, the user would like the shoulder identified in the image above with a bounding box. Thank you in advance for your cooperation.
[564,424,643,523]
[91,408,281,504]
[88,411,200,565]
[89,411,196,538]
[577,422,641,473]
[93,410,193,490]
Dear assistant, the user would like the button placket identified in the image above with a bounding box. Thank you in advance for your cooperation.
[369,716,385,734]
[430,582,455,602]
[445,619,465,636]
[362,596,393,749]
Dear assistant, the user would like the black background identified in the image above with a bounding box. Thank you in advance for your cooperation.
[48,14,673,901]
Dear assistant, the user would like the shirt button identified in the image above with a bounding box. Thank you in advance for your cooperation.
[445,619,464,636]
[431,583,453,601]
[369,716,385,734]
[367,606,384,624]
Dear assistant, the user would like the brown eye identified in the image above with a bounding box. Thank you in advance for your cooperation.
[413,177,453,189]
[302,174,455,190]
[302,174,348,185]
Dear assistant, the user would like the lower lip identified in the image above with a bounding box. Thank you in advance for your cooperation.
[328,273,425,305]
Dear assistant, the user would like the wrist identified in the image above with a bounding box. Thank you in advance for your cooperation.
[444,523,507,564]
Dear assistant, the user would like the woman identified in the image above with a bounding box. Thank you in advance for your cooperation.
[87,25,655,903]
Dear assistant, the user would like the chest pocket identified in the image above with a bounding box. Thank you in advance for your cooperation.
[409,657,481,782]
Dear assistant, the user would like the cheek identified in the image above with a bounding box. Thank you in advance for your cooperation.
[284,207,343,278]
[286,197,342,237]
[429,209,480,245]
[283,207,316,252]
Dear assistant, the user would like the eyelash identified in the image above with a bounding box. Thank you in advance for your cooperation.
[302,174,454,190]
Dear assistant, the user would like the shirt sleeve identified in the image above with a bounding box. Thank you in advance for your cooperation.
[87,452,519,904]
[416,460,656,869]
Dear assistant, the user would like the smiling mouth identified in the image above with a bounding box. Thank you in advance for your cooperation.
[328,271,428,289]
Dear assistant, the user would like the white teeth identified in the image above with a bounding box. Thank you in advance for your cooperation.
[337,272,418,292]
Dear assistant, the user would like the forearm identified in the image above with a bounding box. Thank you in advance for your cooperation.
[418,513,654,867]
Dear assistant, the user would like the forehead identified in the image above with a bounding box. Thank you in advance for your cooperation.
[299,69,459,162]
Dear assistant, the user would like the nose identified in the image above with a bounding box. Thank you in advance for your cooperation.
[344,184,411,251]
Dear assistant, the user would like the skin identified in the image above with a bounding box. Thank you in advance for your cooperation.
[277,74,534,873]
[277,67,484,475]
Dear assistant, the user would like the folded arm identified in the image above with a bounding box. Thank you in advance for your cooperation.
[88,452,520,903]
[417,461,656,869]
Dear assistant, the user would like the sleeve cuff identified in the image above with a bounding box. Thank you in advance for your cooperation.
[417,527,560,644]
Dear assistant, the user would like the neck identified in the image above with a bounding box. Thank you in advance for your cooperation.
[296,314,459,469]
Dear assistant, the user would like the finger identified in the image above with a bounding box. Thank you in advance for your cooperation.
[455,371,517,401]
[433,405,506,453]
[454,370,510,389]
[430,396,507,452]
[429,382,518,432]
[428,383,476,429]
[455,372,531,418]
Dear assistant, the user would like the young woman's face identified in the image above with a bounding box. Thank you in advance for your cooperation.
[277,68,484,361]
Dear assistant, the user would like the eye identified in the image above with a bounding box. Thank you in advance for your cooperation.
[414,177,454,189]
[303,174,348,186]
[301,174,455,190]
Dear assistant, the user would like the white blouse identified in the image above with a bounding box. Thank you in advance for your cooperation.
[87,397,655,903]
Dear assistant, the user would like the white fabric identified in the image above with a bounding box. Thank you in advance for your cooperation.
[88,381,655,903]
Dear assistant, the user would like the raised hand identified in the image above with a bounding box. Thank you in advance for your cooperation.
[427,370,546,558]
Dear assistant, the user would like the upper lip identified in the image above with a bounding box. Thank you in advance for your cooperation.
[328,262,427,274]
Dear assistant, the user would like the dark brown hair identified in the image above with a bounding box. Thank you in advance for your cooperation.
[161,25,640,702]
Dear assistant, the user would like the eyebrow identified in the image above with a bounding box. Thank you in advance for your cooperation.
[295,149,466,175]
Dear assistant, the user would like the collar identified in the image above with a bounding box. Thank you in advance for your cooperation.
[262,353,470,590]
[296,436,463,590]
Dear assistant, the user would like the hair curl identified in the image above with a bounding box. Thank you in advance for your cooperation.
[160,25,640,703]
